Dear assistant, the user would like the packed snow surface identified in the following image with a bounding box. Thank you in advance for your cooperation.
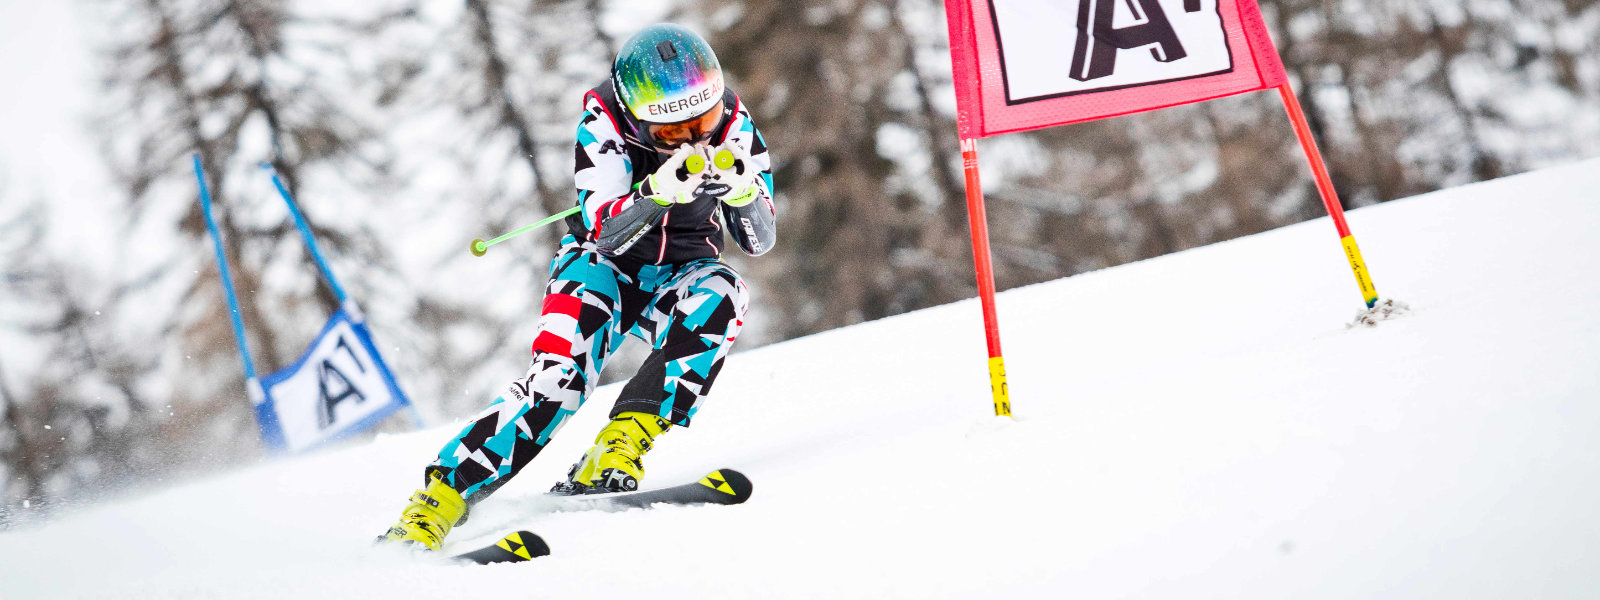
[3,159,1598,598]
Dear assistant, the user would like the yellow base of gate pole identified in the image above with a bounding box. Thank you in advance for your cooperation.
[988,356,1011,417]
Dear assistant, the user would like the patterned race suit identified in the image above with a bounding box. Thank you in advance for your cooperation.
[427,81,775,502]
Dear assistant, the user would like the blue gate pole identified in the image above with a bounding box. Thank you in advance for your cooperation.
[262,163,348,303]
[261,162,425,430]
[193,154,274,435]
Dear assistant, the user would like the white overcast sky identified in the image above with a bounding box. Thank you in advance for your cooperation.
[0,1,116,253]
[1,1,120,282]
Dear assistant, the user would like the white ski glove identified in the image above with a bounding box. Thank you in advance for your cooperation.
[707,142,762,207]
[639,144,705,206]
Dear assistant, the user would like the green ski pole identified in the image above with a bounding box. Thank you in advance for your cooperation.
[471,206,582,257]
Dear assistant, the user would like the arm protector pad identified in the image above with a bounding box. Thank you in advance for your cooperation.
[722,195,777,256]
[595,195,669,256]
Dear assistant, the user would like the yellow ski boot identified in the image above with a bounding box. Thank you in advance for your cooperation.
[377,470,468,551]
[551,412,671,494]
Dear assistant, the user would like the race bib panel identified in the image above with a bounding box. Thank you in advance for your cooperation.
[990,0,1232,103]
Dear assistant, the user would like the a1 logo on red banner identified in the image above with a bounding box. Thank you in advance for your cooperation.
[991,0,1233,103]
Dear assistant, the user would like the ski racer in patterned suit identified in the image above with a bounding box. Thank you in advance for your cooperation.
[380,23,776,551]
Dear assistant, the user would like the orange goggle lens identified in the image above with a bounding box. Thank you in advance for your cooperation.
[647,100,725,148]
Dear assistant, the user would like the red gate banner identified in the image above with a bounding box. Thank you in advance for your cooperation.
[945,0,1289,138]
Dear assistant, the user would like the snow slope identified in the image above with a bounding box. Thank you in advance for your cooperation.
[3,159,1598,599]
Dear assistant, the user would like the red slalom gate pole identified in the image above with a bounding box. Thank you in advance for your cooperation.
[1277,84,1380,308]
[960,138,1012,417]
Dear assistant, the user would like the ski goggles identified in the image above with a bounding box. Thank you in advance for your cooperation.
[645,99,726,150]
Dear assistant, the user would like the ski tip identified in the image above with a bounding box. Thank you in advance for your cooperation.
[698,468,753,503]
[509,530,551,559]
[456,530,550,565]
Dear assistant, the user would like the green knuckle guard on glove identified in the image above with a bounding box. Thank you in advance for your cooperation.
[641,144,706,206]
[640,143,760,207]
[707,143,761,207]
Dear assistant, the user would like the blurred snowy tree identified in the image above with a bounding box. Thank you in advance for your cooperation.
[698,0,983,339]
[0,194,160,524]
[89,0,423,482]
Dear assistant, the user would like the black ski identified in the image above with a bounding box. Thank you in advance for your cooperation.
[555,468,754,510]
[453,530,550,565]
[450,469,751,564]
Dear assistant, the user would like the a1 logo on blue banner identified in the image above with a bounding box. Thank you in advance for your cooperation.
[256,307,411,451]
[990,0,1233,103]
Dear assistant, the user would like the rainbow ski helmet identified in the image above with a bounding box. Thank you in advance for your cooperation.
[612,24,727,152]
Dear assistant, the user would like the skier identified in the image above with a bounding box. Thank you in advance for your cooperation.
[379,23,775,551]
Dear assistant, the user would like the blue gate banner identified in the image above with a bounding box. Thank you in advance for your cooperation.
[255,305,413,451]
